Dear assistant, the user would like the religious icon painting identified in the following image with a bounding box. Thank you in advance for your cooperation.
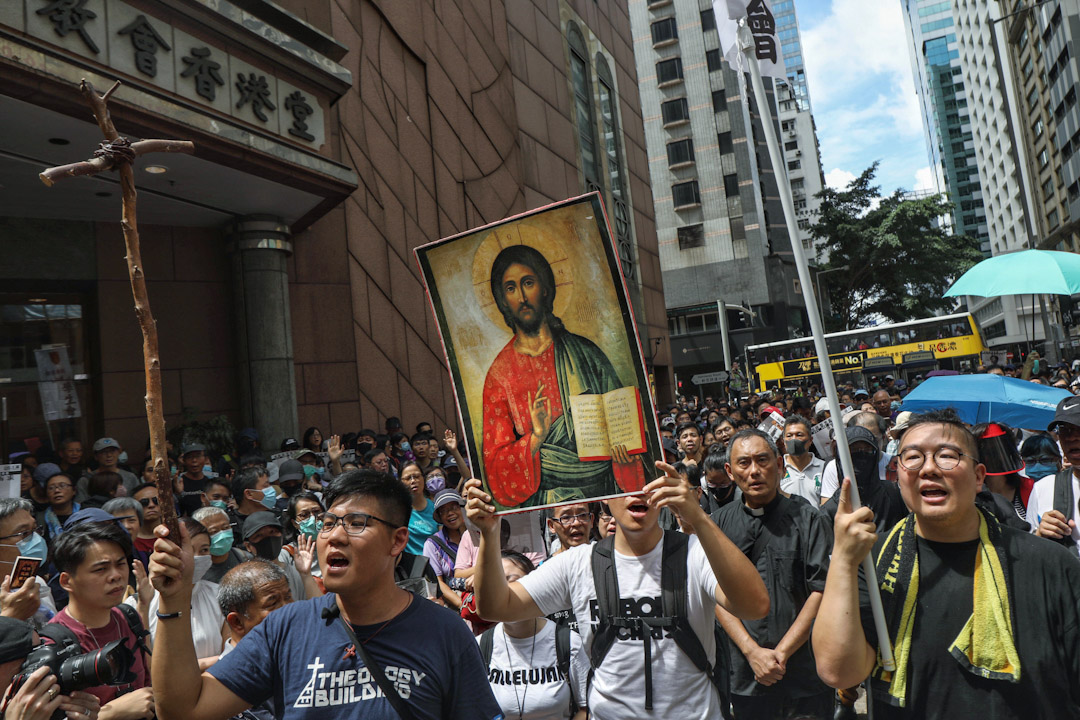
[415,193,663,513]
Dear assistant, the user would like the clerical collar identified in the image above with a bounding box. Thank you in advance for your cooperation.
[741,493,781,517]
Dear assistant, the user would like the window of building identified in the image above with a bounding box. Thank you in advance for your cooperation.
[788,159,801,170]
[706,49,721,72]
[661,97,690,125]
[1033,118,1044,138]
[672,180,701,208]
[790,177,805,191]
[1043,177,1054,199]
[784,140,798,151]
[651,17,678,45]
[700,8,716,31]
[1024,55,1034,77]
[595,55,634,282]
[718,131,733,155]
[667,138,695,166]
[1048,208,1060,229]
[798,219,810,230]
[677,224,705,249]
[656,57,684,84]
[794,198,807,210]
[1039,148,1049,167]
[723,173,739,197]
[712,89,726,113]
[568,24,600,189]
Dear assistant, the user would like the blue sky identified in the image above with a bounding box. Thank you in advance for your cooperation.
[794,0,936,196]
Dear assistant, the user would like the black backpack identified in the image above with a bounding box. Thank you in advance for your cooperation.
[590,530,723,712]
[41,603,151,678]
[479,621,577,715]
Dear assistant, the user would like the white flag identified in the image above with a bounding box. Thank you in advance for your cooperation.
[715,0,786,80]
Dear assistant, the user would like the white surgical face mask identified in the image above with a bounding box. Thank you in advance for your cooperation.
[192,554,213,583]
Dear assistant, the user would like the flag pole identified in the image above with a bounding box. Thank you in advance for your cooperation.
[737,20,895,671]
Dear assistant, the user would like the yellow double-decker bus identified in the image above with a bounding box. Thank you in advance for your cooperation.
[746,313,986,393]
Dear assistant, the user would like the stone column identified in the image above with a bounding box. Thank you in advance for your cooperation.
[228,215,298,451]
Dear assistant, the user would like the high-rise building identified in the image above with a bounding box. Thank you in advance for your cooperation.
[0,0,673,452]
[774,0,827,261]
[629,0,823,394]
[902,0,991,256]
[952,0,1050,353]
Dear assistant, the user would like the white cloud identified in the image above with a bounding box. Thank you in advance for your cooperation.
[913,166,936,193]
[825,168,857,190]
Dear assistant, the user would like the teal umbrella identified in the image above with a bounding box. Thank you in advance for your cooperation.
[943,249,1080,297]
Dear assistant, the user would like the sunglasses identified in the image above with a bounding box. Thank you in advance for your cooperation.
[138,497,160,507]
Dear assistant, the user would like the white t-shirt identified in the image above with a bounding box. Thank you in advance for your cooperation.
[137,580,224,659]
[518,536,720,720]
[1026,471,1080,543]
[820,453,893,502]
[481,620,589,720]
[782,455,826,506]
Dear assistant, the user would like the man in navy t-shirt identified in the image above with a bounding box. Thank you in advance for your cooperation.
[149,469,503,720]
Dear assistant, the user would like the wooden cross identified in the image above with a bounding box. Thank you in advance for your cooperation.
[40,79,194,542]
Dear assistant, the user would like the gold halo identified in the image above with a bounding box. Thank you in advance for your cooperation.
[471,217,575,330]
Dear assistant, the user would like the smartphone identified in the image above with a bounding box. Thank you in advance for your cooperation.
[9,556,41,590]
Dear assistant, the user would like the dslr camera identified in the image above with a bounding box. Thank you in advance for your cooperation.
[10,634,135,717]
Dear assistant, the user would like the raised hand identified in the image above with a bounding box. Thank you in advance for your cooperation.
[148,521,193,604]
[444,429,458,452]
[644,461,705,529]
[527,380,552,445]
[464,478,498,536]
[832,478,877,566]
[0,573,40,621]
[327,435,343,463]
[294,534,316,576]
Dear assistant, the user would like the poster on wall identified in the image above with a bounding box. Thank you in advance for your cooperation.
[34,346,81,422]
[415,193,662,513]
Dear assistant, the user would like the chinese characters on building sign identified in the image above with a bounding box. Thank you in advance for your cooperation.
[23,0,324,148]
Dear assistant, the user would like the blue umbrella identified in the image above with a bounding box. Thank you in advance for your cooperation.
[943,249,1080,297]
[901,375,1070,429]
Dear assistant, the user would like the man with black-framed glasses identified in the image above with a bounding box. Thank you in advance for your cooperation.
[148,468,501,720]
[0,498,55,623]
[1028,397,1080,554]
[815,408,1080,719]
[547,503,594,556]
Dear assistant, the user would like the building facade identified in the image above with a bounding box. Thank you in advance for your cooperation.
[902,0,991,256]
[629,0,814,396]
[0,0,671,459]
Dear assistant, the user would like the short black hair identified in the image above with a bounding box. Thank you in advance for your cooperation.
[410,432,433,447]
[672,461,701,487]
[362,448,385,465]
[322,469,411,528]
[900,408,978,458]
[53,521,132,575]
[131,482,157,497]
[232,466,266,500]
[415,422,432,434]
[204,478,231,496]
[501,549,535,576]
[675,422,700,439]
[726,428,779,464]
[784,414,812,434]
[359,428,377,439]
[703,450,727,474]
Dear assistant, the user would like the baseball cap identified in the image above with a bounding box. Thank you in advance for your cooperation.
[814,398,830,416]
[279,438,300,452]
[760,405,782,418]
[242,511,282,540]
[0,617,36,664]
[660,416,676,430]
[885,375,895,381]
[32,463,65,487]
[294,448,318,462]
[892,411,913,434]
[845,426,879,452]
[180,442,206,457]
[238,428,259,441]
[432,489,465,512]
[63,507,123,530]
[277,459,305,483]
[93,437,121,453]
[1048,395,1080,432]
[853,388,869,399]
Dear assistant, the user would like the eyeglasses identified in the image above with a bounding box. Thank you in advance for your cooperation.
[553,512,592,526]
[897,446,974,472]
[138,497,160,507]
[1022,455,1059,465]
[0,527,38,543]
[295,509,320,521]
[317,512,400,536]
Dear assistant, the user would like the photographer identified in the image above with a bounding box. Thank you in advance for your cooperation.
[49,525,153,720]
[0,616,99,720]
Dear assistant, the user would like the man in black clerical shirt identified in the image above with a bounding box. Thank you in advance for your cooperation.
[814,409,1080,719]
[712,428,833,720]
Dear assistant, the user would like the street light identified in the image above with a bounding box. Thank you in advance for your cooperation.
[716,299,758,372]
[815,265,849,326]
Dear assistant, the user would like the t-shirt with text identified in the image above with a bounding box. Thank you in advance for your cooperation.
[481,621,589,720]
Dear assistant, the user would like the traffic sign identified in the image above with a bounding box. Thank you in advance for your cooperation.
[692,371,729,385]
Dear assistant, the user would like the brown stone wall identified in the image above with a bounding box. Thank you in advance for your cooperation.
[95,222,239,453]
[267,0,670,438]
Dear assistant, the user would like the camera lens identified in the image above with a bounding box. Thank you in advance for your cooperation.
[59,640,135,693]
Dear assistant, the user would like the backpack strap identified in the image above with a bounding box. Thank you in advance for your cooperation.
[116,603,153,660]
[1052,468,1078,554]
[479,627,495,668]
[428,534,457,564]
[554,621,578,714]
[660,530,712,680]
[39,622,81,650]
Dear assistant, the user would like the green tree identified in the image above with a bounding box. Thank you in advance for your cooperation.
[810,162,983,331]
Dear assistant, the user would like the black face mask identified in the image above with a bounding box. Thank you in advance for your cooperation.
[788,439,808,456]
[251,536,283,560]
[280,482,301,496]
[851,451,879,486]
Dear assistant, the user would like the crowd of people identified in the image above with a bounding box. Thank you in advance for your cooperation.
[0,367,1077,720]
